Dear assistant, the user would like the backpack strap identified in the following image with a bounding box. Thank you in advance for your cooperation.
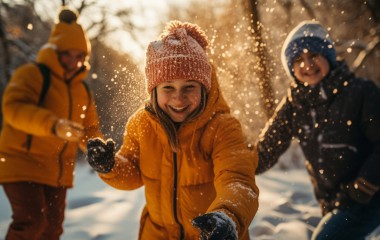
[24,63,51,150]
[35,63,51,106]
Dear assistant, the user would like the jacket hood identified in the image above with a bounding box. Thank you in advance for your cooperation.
[192,64,230,128]
[35,6,90,82]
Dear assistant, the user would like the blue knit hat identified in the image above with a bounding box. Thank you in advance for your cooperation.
[281,21,337,77]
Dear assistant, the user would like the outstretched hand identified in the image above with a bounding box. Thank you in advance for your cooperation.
[86,138,115,173]
[192,212,237,240]
[54,118,84,142]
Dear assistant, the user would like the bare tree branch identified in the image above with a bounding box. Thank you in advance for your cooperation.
[77,0,97,14]
[352,36,380,72]
[299,0,316,19]
[335,39,368,53]
[279,0,292,25]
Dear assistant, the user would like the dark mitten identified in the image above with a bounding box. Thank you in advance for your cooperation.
[87,138,115,173]
[343,178,379,204]
[192,212,237,240]
[334,178,379,209]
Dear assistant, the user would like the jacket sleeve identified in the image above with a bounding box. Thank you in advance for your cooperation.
[206,114,259,238]
[98,111,143,190]
[356,81,380,194]
[256,97,294,174]
[2,64,57,136]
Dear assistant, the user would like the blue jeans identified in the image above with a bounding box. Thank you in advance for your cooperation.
[312,201,380,240]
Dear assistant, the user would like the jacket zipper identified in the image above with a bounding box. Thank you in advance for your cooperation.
[172,152,184,239]
[25,135,33,151]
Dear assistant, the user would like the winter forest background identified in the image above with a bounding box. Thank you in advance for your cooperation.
[0,0,380,239]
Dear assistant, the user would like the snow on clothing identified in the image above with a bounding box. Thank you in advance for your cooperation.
[0,45,102,188]
[98,71,259,240]
[256,61,380,211]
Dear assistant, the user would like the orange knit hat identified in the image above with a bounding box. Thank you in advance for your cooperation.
[145,20,211,93]
[48,7,90,55]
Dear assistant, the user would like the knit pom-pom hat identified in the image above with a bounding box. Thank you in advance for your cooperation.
[145,20,212,93]
[48,6,91,55]
[281,21,337,77]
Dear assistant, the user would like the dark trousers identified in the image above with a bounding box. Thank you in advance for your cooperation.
[2,182,67,240]
[312,200,380,240]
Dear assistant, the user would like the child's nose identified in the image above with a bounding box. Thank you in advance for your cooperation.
[302,57,314,68]
[173,91,186,102]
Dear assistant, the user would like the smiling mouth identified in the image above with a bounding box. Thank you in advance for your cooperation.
[169,106,188,112]
[304,68,320,76]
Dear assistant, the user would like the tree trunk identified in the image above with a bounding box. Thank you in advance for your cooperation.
[0,2,10,84]
[244,0,275,119]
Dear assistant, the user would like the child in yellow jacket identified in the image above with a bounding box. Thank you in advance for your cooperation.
[86,20,259,240]
[0,7,102,240]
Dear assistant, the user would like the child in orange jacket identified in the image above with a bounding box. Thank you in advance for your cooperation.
[86,20,259,240]
[0,7,102,240]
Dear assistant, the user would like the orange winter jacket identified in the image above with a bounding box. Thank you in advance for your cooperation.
[0,45,102,187]
[99,70,259,240]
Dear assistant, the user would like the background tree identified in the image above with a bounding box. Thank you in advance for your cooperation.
[244,0,275,119]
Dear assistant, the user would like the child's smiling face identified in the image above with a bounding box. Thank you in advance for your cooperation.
[292,51,330,86]
[156,79,203,123]
[58,49,86,77]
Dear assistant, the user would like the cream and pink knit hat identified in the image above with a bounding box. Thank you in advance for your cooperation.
[145,20,212,93]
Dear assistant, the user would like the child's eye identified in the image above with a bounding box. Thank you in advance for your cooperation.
[183,85,197,93]
[163,85,174,90]
[76,54,85,60]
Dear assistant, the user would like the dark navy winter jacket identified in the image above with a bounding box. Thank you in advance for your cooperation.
[256,61,380,208]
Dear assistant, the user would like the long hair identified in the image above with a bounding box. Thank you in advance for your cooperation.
[149,86,207,152]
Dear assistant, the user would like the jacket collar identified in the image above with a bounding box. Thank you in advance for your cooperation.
[288,61,353,108]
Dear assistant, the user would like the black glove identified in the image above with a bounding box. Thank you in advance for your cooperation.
[87,138,115,173]
[192,212,237,240]
[340,178,378,205]
[333,179,376,209]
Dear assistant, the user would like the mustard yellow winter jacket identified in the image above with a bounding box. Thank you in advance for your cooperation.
[99,70,259,240]
[0,45,102,187]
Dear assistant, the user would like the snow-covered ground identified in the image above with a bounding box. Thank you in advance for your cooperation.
[1,162,379,240]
